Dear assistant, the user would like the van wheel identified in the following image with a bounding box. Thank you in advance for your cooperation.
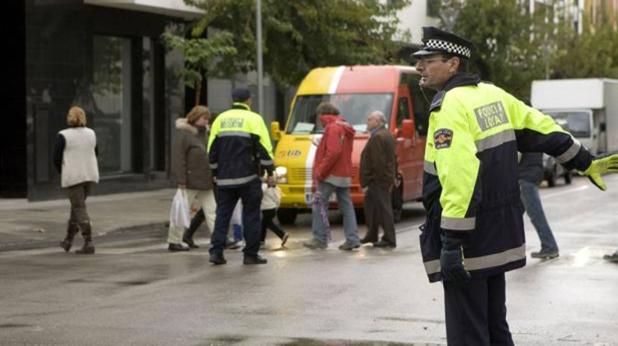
[277,208,297,225]
[392,179,404,223]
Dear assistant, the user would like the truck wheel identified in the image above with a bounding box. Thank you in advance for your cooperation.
[564,171,572,185]
[392,179,404,223]
[277,208,297,225]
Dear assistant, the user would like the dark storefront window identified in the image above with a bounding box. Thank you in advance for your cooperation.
[91,35,133,174]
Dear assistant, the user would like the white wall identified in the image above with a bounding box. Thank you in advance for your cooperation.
[395,1,440,44]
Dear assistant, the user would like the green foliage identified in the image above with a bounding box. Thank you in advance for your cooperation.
[441,0,618,99]
[551,15,618,79]
[442,0,546,99]
[161,25,237,101]
[184,0,410,88]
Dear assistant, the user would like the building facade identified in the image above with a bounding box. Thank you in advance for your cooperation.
[3,0,199,200]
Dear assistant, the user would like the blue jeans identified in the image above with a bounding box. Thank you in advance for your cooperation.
[519,179,558,252]
[311,181,359,245]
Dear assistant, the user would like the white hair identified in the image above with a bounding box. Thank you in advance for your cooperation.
[370,111,387,125]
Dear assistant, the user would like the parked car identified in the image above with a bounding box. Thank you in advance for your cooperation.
[543,154,572,187]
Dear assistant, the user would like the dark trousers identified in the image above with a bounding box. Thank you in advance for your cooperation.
[209,179,262,257]
[443,273,514,346]
[260,209,285,241]
[363,182,396,244]
[68,182,92,223]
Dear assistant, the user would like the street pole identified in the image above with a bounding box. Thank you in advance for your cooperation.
[256,0,264,116]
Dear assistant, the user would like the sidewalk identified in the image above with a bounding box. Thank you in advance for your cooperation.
[0,189,176,251]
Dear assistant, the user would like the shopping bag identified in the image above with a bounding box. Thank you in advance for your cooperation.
[169,189,191,229]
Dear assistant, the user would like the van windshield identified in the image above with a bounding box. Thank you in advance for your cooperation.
[546,111,591,137]
[287,93,394,133]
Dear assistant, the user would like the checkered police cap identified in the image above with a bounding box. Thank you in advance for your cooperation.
[412,26,473,59]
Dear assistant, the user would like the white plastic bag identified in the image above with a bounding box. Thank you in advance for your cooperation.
[169,189,191,229]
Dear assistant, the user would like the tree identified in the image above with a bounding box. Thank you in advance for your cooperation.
[441,0,548,100]
[183,0,411,89]
[161,25,237,105]
[550,14,618,79]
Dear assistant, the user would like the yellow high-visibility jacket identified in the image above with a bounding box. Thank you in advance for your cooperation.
[208,103,274,188]
[421,74,593,282]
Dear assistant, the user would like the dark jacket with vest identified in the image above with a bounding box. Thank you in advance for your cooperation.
[172,118,213,190]
[518,152,544,184]
[421,73,593,283]
[360,126,397,187]
[207,102,274,188]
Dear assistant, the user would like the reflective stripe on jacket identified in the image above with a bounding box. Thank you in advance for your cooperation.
[421,74,593,282]
[207,103,274,188]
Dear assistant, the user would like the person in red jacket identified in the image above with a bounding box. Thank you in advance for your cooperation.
[303,102,361,250]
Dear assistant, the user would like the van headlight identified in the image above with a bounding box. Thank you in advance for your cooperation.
[275,166,288,184]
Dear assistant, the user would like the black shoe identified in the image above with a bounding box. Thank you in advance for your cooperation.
[530,249,559,259]
[373,240,396,248]
[281,232,289,247]
[168,243,190,252]
[183,236,199,249]
[243,254,268,265]
[209,252,227,265]
[360,237,375,244]
[603,253,618,263]
[338,242,361,251]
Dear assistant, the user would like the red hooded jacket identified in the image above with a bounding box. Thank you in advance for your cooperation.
[313,114,356,187]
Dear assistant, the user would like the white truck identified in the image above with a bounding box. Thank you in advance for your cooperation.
[531,78,618,186]
[531,78,618,154]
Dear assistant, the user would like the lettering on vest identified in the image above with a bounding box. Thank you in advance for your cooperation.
[220,118,244,129]
[474,101,508,131]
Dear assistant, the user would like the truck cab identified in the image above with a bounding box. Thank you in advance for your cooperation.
[270,65,434,224]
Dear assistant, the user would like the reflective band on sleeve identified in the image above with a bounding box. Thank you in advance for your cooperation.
[441,216,475,231]
[260,159,274,165]
[216,174,258,186]
[556,141,581,163]
[218,131,251,138]
[424,160,437,175]
[475,130,516,153]
[423,244,526,275]
[209,163,218,169]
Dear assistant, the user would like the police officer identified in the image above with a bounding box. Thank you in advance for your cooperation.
[207,88,275,265]
[413,27,618,345]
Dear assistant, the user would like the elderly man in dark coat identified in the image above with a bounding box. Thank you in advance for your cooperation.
[360,111,398,248]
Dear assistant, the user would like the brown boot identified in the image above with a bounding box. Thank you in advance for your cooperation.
[75,222,95,255]
[59,222,80,252]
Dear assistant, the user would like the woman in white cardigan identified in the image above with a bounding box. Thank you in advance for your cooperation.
[53,106,99,254]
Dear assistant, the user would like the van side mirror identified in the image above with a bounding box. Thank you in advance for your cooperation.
[401,119,414,139]
[271,121,282,141]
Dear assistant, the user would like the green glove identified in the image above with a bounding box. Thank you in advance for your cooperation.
[581,154,618,191]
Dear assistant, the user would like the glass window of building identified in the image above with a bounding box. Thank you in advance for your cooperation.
[91,35,133,174]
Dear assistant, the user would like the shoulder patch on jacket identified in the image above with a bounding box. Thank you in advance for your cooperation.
[434,128,453,149]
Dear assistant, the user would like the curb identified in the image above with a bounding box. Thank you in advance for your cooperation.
[0,222,168,252]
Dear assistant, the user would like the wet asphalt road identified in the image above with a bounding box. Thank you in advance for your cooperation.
[0,175,617,346]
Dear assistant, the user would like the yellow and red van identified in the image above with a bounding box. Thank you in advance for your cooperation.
[270,65,435,224]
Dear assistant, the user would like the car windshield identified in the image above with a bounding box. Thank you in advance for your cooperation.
[286,93,394,133]
[546,111,591,137]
